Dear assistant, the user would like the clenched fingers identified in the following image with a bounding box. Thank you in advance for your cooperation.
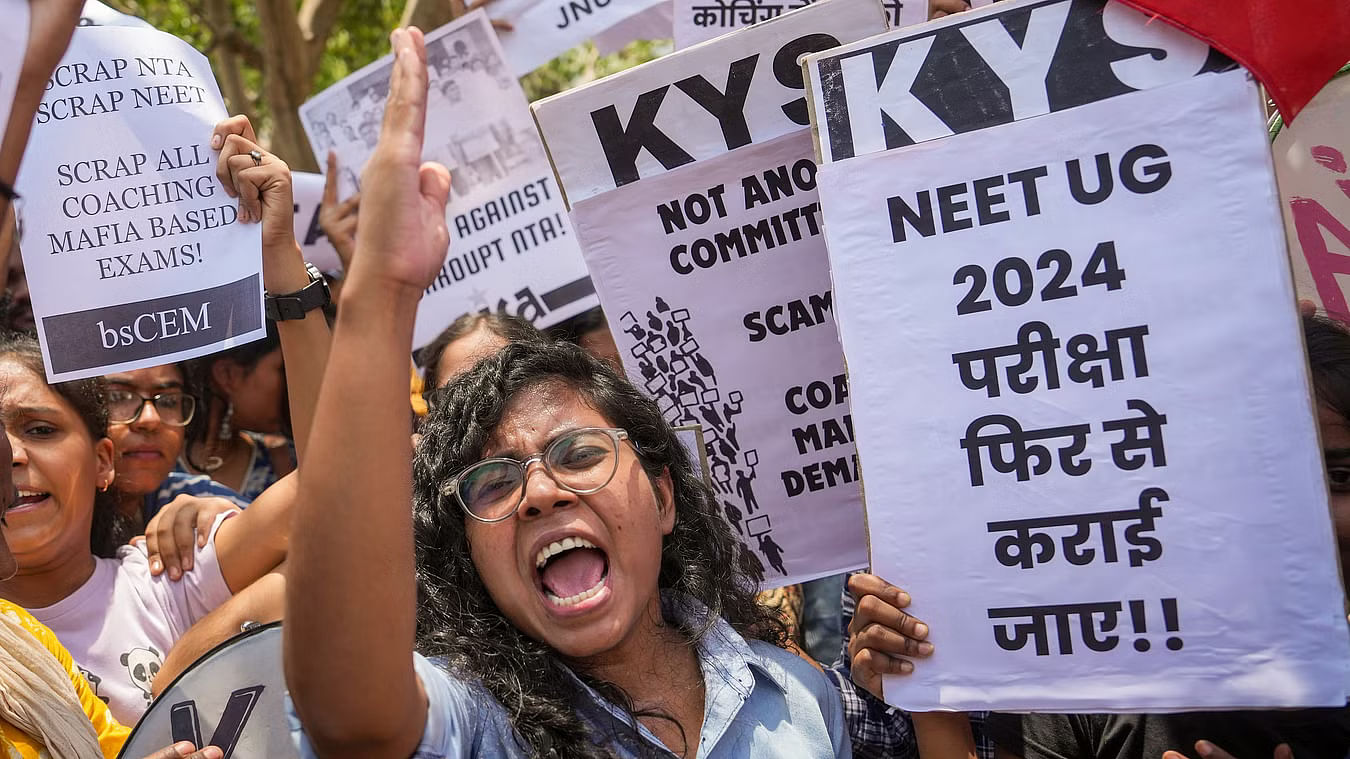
[138,741,224,759]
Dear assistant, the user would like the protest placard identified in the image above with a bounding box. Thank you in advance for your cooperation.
[0,0,28,151]
[534,0,885,586]
[803,0,1232,164]
[15,26,265,382]
[1274,73,1350,320]
[571,131,865,584]
[300,11,595,350]
[120,624,296,759]
[816,68,1350,711]
[533,0,886,203]
[674,0,922,50]
[491,0,669,75]
[289,172,344,274]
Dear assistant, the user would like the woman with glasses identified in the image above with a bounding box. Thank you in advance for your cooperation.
[285,30,848,759]
[0,330,297,725]
[103,364,246,539]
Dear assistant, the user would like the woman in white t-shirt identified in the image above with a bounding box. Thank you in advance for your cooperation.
[0,332,295,725]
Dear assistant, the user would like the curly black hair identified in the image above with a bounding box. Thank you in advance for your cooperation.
[412,340,779,758]
[0,331,129,555]
[416,311,545,393]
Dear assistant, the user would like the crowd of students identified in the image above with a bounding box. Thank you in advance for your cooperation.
[0,1,1346,758]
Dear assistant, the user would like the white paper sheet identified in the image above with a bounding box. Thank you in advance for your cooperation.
[299,11,595,349]
[491,0,669,74]
[289,171,344,274]
[15,26,264,382]
[1274,74,1350,321]
[571,131,867,588]
[816,69,1350,711]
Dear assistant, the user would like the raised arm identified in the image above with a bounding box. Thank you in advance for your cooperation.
[211,117,331,463]
[284,27,451,759]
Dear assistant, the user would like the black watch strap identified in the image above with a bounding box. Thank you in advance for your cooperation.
[265,263,330,321]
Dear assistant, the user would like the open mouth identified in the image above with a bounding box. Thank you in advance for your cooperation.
[9,490,50,513]
[534,536,610,609]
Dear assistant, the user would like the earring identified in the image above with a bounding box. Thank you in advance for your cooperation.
[217,400,234,441]
[203,455,224,472]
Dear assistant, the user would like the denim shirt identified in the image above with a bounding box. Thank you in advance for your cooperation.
[289,603,850,759]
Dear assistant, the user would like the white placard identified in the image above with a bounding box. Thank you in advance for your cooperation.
[1274,74,1350,320]
[532,0,887,205]
[803,0,1226,164]
[0,0,29,153]
[593,0,673,55]
[674,0,921,50]
[289,171,344,274]
[572,131,866,587]
[492,0,669,75]
[817,69,1350,711]
[15,26,264,382]
[299,12,595,349]
[120,624,296,759]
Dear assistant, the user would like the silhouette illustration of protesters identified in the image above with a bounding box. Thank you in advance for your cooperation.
[757,534,787,575]
[735,467,759,513]
[723,501,744,536]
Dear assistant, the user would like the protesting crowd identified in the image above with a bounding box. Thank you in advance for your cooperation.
[0,0,1348,757]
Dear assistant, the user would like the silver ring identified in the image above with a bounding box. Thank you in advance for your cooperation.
[248,149,263,166]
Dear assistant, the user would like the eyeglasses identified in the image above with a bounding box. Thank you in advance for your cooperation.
[443,427,630,523]
[107,390,196,427]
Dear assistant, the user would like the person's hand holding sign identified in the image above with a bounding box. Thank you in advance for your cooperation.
[139,742,223,759]
[318,152,360,272]
[847,572,934,699]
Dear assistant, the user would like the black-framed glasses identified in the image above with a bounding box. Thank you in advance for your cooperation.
[107,390,196,427]
[443,427,630,523]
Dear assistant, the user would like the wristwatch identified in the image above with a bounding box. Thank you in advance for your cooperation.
[264,262,331,321]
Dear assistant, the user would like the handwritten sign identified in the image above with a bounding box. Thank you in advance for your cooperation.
[802,0,1231,164]
[816,68,1350,711]
[16,26,264,382]
[1275,74,1350,321]
[300,12,595,349]
[674,0,922,50]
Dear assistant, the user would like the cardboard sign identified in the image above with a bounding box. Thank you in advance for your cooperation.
[674,0,923,50]
[816,68,1350,711]
[534,0,885,587]
[492,0,670,74]
[15,26,264,382]
[532,0,887,204]
[571,132,867,586]
[1274,74,1350,321]
[300,12,595,349]
[0,0,29,152]
[118,624,295,759]
[803,0,1232,163]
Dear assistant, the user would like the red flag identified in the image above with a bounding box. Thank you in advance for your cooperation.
[1115,0,1350,121]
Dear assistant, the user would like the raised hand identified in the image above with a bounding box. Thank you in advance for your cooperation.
[319,152,360,271]
[847,573,934,700]
[347,27,452,295]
